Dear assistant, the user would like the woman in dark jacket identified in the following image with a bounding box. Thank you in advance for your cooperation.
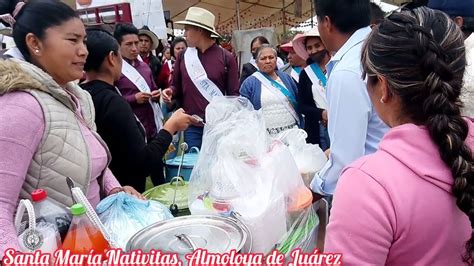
[81,29,198,192]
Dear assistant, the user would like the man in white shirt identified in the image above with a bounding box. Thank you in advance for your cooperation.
[310,0,389,198]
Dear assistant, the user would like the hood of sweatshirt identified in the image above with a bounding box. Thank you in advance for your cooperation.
[378,118,474,193]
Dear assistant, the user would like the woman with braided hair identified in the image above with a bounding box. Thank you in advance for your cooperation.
[324,7,474,265]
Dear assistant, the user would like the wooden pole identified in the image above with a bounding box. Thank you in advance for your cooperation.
[282,0,286,35]
[236,0,242,30]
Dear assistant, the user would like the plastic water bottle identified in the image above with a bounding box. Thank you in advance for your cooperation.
[31,189,72,240]
[62,203,110,255]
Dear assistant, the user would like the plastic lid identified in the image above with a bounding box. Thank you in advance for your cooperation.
[31,189,47,202]
[71,203,86,216]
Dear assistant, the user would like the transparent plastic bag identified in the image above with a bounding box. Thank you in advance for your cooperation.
[276,205,319,256]
[277,129,328,186]
[96,192,173,250]
[189,96,270,208]
[15,199,61,254]
[189,96,309,254]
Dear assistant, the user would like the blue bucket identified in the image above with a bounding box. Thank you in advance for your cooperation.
[165,147,200,182]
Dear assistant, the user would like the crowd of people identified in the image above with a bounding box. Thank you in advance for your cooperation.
[0,0,473,264]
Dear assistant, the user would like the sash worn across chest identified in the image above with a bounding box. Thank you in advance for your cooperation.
[252,71,299,123]
[184,47,223,103]
[121,59,163,130]
[305,63,328,109]
[290,66,302,83]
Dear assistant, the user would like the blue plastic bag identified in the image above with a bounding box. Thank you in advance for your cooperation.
[96,192,173,249]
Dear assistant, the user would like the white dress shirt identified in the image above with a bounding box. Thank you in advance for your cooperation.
[310,27,389,196]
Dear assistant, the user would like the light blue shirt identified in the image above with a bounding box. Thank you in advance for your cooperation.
[310,27,389,196]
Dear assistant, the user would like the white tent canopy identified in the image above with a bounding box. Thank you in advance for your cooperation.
[163,0,404,37]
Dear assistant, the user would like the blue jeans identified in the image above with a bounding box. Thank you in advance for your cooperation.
[319,123,330,151]
[184,126,204,150]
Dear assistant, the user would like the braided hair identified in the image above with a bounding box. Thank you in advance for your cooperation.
[362,7,474,264]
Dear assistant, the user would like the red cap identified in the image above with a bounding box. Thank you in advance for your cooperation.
[31,189,47,202]
[280,41,293,53]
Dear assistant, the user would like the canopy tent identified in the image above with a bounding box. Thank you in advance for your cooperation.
[66,0,409,38]
[164,0,315,38]
[163,0,407,38]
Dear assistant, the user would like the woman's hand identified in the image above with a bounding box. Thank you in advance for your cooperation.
[0,13,15,26]
[163,108,200,135]
[109,186,146,200]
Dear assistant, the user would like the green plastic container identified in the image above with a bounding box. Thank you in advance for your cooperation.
[143,177,190,217]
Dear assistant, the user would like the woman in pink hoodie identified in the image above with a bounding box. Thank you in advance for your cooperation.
[324,7,474,265]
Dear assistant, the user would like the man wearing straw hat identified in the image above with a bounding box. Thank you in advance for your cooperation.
[162,7,239,149]
[138,25,162,85]
[293,28,331,148]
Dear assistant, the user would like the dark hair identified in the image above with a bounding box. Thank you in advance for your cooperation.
[250,36,269,50]
[0,0,18,14]
[84,29,119,72]
[362,7,473,263]
[12,0,79,62]
[170,37,187,58]
[113,23,139,44]
[315,0,371,34]
[370,2,385,25]
[303,35,322,47]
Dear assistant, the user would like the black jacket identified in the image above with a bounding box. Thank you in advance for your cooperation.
[240,62,257,84]
[298,63,324,145]
[147,54,162,85]
[81,80,171,192]
[0,0,16,27]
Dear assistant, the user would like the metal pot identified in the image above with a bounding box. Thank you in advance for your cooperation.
[126,215,248,256]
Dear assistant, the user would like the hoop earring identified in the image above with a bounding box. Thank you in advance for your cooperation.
[380,98,385,104]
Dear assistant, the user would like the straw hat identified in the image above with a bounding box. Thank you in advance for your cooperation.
[176,7,220,37]
[138,26,159,50]
[292,28,321,61]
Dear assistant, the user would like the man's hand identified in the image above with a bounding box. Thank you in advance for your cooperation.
[324,148,331,158]
[135,92,152,104]
[151,90,161,102]
[162,88,173,103]
[322,110,328,127]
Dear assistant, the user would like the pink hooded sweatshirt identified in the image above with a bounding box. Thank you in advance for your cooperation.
[325,120,474,265]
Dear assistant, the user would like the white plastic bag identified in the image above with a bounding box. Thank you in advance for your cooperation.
[15,199,61,254]
[189,97,310,254]
[277,129,327,186]
[96,192,173,250]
